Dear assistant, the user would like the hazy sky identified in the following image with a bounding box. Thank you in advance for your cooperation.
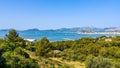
[0,0,120,30]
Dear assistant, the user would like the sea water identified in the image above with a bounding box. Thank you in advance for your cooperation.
[0,30,120,41]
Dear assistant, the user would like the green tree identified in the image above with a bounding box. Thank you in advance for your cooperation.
[5,29,19,42]
[5,29,26,48]
[35,37,51,57]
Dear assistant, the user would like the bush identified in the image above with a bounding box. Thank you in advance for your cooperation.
[14,47,29,58]
[78,54,86,62]
[114,62,120,68]
[86,56,113,68]
[2,51,38,68]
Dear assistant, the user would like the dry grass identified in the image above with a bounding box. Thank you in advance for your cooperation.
[50,58,85,68]
[24,49,85,68]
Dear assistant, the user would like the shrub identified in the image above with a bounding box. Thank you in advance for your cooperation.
[86,55,113,68]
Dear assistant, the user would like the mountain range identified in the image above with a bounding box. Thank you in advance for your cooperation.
[0,27,120,32]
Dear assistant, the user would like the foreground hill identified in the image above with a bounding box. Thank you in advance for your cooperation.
[0,29,120,68]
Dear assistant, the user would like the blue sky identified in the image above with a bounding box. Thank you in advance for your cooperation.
[0,0,120,30]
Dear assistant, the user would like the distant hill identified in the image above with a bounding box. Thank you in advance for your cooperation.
[22,28,40,32]
[0,27,120,32]
[55,27,104,32]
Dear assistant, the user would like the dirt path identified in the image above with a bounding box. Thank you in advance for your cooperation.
[24,49,39,59]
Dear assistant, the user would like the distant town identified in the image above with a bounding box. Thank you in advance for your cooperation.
[77,31,120,34]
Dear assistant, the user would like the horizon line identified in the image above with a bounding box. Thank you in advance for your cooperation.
[0,26,120,31]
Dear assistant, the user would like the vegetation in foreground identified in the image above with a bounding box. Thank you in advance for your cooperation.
[0,29,120,68]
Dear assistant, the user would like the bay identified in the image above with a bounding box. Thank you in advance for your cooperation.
[0,30,120,41]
